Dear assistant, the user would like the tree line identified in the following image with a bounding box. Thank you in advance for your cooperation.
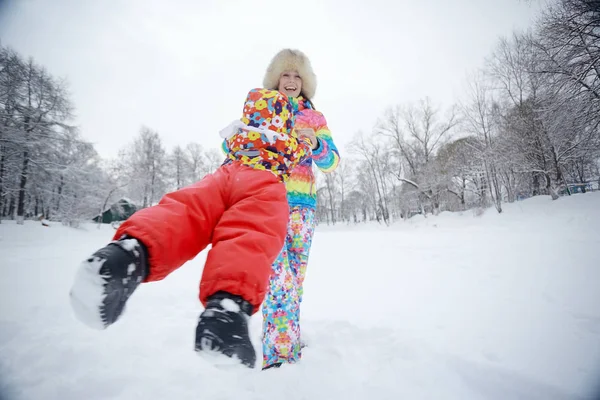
[0,44,222,225]
[1,0,598,226]
[315,0,600,224]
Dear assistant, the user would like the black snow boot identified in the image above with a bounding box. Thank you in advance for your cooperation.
[195,292,256,368]
[262,362,283,371]
[70,236,148,329]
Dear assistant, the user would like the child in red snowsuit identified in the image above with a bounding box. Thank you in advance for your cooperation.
[69,88,311,368]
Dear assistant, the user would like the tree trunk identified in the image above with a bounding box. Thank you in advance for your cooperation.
[326,185,336,225]
[177,157,182,190]
[419,195,426,217]
[0,148,4,224]
[504,171,516,203]
[150,174,155,206]
[56,175,64,214]
[489,163,503,213]
[17,151,29,224]
[375,166,390,224]
[479,175,488,208]
[551,145,569,196]
[340,186,346,225]
[432,191,440,215]
[461,178,466,209]
[546,173,560,200]
[8,195,16,219]
[532,172,541,196]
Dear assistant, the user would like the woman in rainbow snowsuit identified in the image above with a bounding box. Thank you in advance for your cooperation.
[260,49,340,369]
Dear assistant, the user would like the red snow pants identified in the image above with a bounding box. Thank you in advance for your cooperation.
[113,161,289,312]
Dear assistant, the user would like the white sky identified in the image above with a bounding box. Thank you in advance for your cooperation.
[0,0,542,160]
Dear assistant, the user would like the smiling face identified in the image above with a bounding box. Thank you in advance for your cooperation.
[277,70,302,98]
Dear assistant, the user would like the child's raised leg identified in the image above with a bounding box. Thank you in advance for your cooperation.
[70,168,229,330]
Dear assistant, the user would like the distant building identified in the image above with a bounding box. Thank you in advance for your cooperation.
[93,198,138,224]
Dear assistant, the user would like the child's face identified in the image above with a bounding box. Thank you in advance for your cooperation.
[278,70,302,98]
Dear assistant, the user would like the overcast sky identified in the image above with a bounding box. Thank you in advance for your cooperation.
[0,0,542,160]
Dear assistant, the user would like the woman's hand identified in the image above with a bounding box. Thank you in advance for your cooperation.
[297,128,319,150]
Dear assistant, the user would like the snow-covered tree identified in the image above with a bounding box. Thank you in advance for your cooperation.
[122,126,167,208]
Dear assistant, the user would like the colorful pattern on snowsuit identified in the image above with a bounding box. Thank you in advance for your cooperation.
[285,97,340,208]
[222,89,312,182]
[262,206,316,368]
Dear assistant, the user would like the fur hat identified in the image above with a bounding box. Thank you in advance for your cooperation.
[263,49,317,99]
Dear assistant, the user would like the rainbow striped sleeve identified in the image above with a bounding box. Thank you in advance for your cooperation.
[221,139,229,155]
[312,115,340,173]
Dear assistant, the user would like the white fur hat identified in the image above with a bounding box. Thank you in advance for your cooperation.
[263,49,317,99]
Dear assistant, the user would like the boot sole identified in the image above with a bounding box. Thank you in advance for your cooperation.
[69,256,112,330]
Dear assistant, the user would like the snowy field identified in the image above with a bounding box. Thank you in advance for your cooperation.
[1,193,600,400]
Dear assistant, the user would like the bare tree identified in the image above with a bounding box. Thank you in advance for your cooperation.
[185,142,206,183]
[535,0,600,119]
[320,171,337,224]
[533,0,600,192]
[0,44,103,224]
[436,136,487,210]
[204,148,224,174]
[379,98,458,215]
[335,160,354,223]
[461,74,504,212]
[487,32,566,199]
[95,158,130,228]
[123,127,167,208]
[349,132,396,224]
[169,145,188,190]
[0,46,24,222]
[14,60,74,222]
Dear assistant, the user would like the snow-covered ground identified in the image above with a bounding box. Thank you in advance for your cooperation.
[1,193,599,400]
